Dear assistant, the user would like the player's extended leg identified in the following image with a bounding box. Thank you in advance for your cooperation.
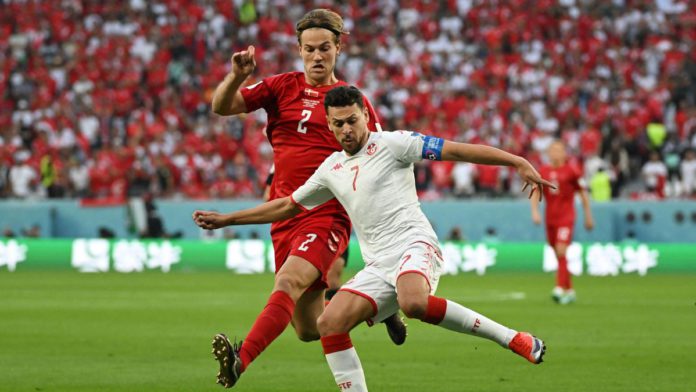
[213,255,319,388]
[290,287,325,342]
[395,272,545,364]
[316,291,375,392]
[554,242,575,304]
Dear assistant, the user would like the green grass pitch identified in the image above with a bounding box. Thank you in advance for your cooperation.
[1,271,694,391]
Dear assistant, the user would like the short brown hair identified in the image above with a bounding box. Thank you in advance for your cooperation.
[296,9,348,44]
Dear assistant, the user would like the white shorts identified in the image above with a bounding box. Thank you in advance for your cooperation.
[339,241,443,325]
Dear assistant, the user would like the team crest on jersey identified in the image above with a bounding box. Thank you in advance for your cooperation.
[366,143,378,155]
[304,88,319,97]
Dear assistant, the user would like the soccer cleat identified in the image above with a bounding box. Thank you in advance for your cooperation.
[559,289,576,305]
[382,313,407,345]
[509,332,546,364]
[212,333,243,388]
[551,286,564,303]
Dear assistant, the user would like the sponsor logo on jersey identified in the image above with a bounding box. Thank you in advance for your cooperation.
[366,143,378,155]
[331,162,344,171]
[304,88,319,97]
[246,81,262,90]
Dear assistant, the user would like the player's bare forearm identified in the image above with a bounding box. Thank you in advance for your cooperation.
[441,141,526,168]
[530,194,542,224]
[530,195,541,212]
[579,189,594,229]
[193,197,301,229]
[441,140,554,200]
[227,197,301,224]
[211,73,248,115]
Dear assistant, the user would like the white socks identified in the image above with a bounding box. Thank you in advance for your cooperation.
[321,334,368,391]
[325,347,368,391]
[438,299,517,347]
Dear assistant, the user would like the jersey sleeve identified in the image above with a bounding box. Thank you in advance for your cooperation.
[291,161,335,211]
[381,130,446,163]
[363,95,383,132]
[239,74,285,113]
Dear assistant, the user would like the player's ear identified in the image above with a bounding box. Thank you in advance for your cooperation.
[363,106,369,123]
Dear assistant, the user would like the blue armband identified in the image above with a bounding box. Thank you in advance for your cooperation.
[421,135,444,161]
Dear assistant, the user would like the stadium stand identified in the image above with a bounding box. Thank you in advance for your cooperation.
[1,0,694,201]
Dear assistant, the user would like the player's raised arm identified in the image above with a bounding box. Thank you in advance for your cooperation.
[440,141,554,200]
[192,196,301,229]
[211,45,256,115]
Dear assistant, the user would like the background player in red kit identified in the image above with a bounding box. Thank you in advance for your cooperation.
[530,140,594,304]
[208,9,404,388]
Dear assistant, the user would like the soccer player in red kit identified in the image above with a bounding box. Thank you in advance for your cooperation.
[530,140,594,304]
[208,9,404,388]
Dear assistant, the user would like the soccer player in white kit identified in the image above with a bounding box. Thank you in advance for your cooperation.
[194,86,551,391]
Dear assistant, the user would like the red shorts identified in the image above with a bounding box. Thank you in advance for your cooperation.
[545,224,574,248]
[272,217,350,291]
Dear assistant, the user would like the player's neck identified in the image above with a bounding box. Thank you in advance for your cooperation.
[550,160,564,168]
[305,73,338,87]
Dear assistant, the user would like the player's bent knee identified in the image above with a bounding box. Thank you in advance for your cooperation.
[316,312,349,336]
[295,328,320,342]
[273,274,308,299]
[398,297,428,320]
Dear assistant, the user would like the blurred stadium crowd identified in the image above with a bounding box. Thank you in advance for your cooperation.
[1,0,695,202]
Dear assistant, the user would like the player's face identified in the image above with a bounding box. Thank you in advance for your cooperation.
[548,142,567,166]
[298,28,340,85]
[327,104,370,155]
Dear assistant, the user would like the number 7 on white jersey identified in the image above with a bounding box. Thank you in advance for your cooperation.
[297,110,312,134]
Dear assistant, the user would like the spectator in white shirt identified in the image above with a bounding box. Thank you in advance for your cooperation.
[641,151,668,192]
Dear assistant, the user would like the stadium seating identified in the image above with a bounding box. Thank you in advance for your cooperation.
[1,0,694,201]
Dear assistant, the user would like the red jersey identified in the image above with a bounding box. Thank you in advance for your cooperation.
[240,72,381,235]
[540,162,585,226]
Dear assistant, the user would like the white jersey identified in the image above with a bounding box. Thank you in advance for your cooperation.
[292,131,439,267]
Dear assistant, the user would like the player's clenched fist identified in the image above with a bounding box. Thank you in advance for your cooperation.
[231,45,256,77]
[192,210,229,230]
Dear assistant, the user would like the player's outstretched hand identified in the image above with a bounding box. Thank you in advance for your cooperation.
[192,210,230,230]
[231,45,256,78]
[516,158,556,201]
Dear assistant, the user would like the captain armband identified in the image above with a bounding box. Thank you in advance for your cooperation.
[421,135,445,161]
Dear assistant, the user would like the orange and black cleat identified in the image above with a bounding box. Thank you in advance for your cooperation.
[509,332,546,364]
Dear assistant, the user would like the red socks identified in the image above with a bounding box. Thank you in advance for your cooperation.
[422,295,447,325]
[239,290,295,371]
[320,333,354,354]
[557,255,572,289]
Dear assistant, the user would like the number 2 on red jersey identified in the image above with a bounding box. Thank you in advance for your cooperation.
[297,109,312,134]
